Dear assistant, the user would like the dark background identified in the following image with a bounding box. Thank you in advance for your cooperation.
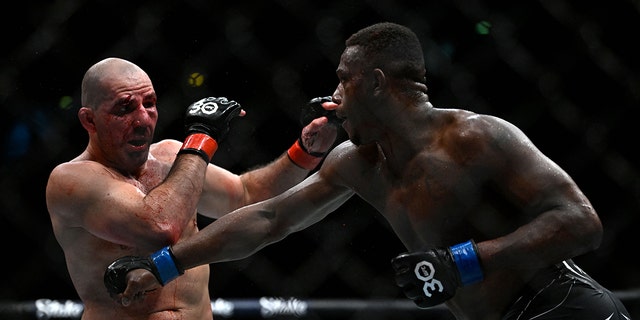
[1,0,639,318]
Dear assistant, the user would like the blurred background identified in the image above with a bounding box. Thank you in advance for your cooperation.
[1,0,638,319]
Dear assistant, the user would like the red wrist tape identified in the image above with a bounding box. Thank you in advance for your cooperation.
[287,139,322,170]
[179,133,218,162]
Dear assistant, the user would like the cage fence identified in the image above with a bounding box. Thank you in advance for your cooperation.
[1,1,639,319]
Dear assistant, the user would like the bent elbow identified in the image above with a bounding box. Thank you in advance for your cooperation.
[586,210,603,251]
[153,223,185,245]
[574,204,603,252]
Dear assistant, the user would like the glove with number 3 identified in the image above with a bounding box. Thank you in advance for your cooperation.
[391,240,484,308]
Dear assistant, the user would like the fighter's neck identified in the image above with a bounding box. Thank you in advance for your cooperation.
[376,102,434,173]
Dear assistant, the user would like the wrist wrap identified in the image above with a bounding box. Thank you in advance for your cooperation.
[287,138,323,170]
[179,133,218,162]
[449,240,484,286]
[150,246,185,285]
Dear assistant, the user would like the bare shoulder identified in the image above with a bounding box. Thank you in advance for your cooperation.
[445,109,515,132]
[48,159,108,186]
[442,109,527,143]
[150,139,182,162]
[324,140,379,167]
[46,160,111,220]
[435,109,533,165]
[319,140,381,185]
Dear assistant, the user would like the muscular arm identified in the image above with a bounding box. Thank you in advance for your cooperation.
[196,151,316,218]
[393,114,604,309]
[178,167,355,268]
[47,153,208,249]
[474,116,602,274]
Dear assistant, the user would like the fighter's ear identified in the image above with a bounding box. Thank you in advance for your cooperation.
[78,107,97,133]
[372,68,386,91]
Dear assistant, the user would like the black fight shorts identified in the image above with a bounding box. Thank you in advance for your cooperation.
[502,259,632,320]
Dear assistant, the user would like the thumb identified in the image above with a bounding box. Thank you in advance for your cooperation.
[119,269,151,306]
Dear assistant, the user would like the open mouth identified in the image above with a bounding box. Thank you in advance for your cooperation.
[129,139,146,147]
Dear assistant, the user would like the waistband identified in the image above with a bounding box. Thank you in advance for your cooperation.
[525,259,598,292]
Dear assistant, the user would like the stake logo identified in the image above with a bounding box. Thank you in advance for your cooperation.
[414,261,444,297]
[189,97,227,115]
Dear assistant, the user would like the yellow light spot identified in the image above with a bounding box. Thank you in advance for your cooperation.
[188,72,205,87]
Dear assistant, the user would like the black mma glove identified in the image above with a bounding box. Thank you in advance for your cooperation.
[299,96,340,127]
[287,96,339,170]
[391,240,484,308]
[103,246,183,297]
[179,96,242,162]
[184,96,242,140]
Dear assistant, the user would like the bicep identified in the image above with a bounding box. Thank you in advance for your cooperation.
[197,164,245,219]
[270,171,355,234]
[208,141,357,236]
[490,121,586,212]
[223,167,354,240]
[265,142,361,233]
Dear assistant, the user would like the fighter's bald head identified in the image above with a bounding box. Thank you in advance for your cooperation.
[81,57,150,109]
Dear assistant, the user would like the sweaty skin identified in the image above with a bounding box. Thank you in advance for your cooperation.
[117,24,606,319]
[46,57,338,320]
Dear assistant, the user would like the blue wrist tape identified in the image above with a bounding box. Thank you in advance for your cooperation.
[449,240,484,286]
[150,246,183,285]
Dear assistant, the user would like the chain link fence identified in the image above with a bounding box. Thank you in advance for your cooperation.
[1,0,638,318]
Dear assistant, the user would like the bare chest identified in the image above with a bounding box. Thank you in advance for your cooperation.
[360,155,484,248]
[116,160,171,194]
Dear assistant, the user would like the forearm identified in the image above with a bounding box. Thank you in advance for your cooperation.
[240,151,315,204]
[175,203,282,268]
[175,173,354,269]
[104,213,275,297]
[478,205,602,274]
[143,155,208,237]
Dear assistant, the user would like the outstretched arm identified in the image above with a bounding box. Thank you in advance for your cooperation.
[197,96,342,217]
[106,146,356,305]
[180,171,354,266]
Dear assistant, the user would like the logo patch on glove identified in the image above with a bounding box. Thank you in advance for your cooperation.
[188,97,224,115]
[414,261,444,297]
